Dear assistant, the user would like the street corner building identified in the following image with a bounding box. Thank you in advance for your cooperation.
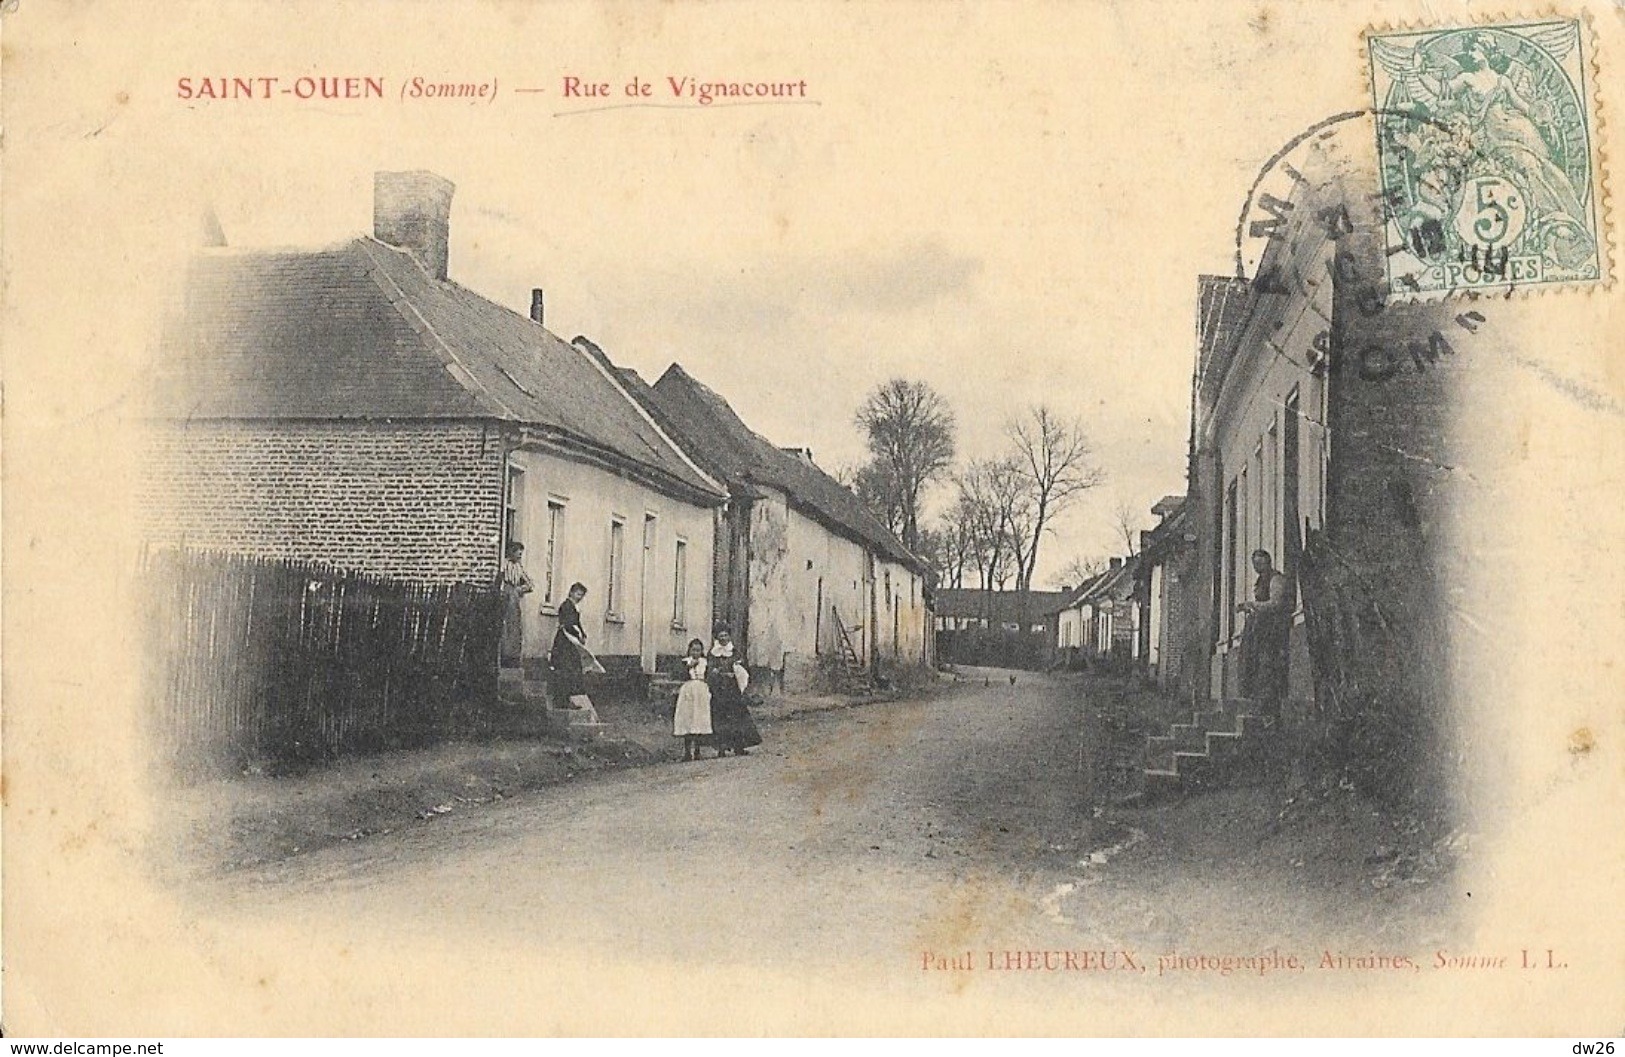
[1169,140,1573,819]
[623,362,934,690]
[138,171,731,756]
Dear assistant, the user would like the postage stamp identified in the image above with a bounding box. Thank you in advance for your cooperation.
[1367,18,1608,297]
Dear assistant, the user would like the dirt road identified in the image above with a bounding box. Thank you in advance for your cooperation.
[212,670,1101,967]
[188,670,1464,1033]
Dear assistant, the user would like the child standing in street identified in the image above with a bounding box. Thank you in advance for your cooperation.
[672,638,712,762]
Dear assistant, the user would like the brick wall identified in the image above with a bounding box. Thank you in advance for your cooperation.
[140,419,507,585]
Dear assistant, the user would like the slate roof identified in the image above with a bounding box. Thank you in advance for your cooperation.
[1195,274,1252,398]
[643,363,928,574]
[933,589,1069,622]
[151,236,722,502]
[1072,557,1140,606]
[1053,572,1110,612]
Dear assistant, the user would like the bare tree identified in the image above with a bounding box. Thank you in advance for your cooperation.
[956,457,1031,592]
[1112,498,1143,557]
[925,510,976,590]
[954,464,1002,591]
[852,461,907,538]
[1053,554,1109,590]
[1007,405,1106,589]
[854,379,956,549]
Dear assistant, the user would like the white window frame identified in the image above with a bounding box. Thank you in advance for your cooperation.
[672,536,689,630]
[541,497,567,612]
[504,465,525,556]
[606,515,627,622]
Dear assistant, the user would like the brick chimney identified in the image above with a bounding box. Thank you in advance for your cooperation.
[373,171,454,280]
[1110,557,1122,570]
[530,288,545,325]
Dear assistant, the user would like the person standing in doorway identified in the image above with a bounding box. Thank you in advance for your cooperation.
[1237,549,1292,722]
[500,541,534,669]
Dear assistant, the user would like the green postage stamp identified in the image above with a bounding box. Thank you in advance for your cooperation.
[1368,18,1607,297]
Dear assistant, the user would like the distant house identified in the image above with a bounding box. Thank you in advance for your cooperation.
[1133,495,1197,695]
[1063,559,1140,665]
[142,170,727,679]
[628,363,933,686]
[933,589,1066,670]
[1054,573,1106,666]
[933,589,1066,635]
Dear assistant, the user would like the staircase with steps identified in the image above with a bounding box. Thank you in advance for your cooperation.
[1128,699,1273,803]
[497,667,607,738]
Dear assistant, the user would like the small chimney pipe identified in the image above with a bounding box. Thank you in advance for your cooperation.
[530,288,544,325]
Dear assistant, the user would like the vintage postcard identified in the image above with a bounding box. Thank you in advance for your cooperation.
[2,0,1622,1038]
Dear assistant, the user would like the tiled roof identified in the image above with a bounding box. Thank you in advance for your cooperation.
[645,364,928,573]
[934,589,1069,621]
[1074,557,1139,605]
[1053,572,1109,611]
[1196,274,1251,394]
[151,237,722,501]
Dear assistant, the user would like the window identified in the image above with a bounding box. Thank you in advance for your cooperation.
[542,500,565,607]
[1283,388,1301,570]
[606,517,626,618]
[1223,479,1239,642]
[1250,443,1263,567]
[1266,421,1280,562]
[504,466,524,553]
[672,538,689,628]
[1238,466,1250,631]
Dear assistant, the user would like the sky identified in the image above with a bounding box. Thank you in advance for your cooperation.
[65,0,1378,586]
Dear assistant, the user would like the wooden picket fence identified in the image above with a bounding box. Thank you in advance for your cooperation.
[139,549,502,774]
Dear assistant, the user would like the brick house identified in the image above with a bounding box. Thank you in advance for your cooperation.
[142,171,727,678]
[1179,143,1514,805]
[620,362,933,687]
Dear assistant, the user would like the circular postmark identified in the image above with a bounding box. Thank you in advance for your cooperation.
[1230,108,1506,384]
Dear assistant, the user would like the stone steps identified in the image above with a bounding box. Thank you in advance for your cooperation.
[1131,698,1271,803]
[497,676,605,739]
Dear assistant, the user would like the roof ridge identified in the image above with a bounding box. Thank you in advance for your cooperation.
[353,236,519,420]
[655,363,928,572]
[567,340,726,497]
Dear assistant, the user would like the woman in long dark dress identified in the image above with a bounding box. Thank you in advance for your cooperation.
[500,541,534,668]
[705,625,761,757]
[1237,549,1291,720]
[549,582,591,709]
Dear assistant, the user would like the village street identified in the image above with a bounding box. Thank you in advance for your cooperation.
[206,671,1099,969]
[196,670,1455,1007]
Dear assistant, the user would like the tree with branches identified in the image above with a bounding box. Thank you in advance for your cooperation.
[853,379,956,550]
[852,461,907,539]
[1112,498,1144,557]
[1053,554,1109,591]
[922,510,976,590]
[956,457,1031,591]
[1006,405,1106,589]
